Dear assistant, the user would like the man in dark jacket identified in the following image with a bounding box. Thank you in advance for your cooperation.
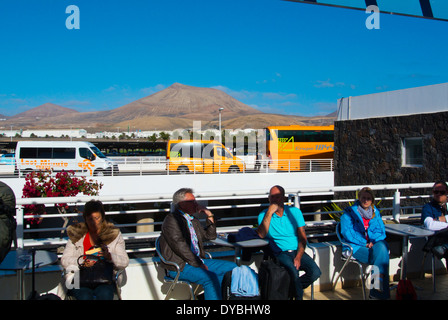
[0,181,16,263]
[160,188,236,300]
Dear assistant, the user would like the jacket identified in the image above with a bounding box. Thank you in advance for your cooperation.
[421,200,448,231]
[340,202,386,254]
[60,222,129,291]
[160,210,216,271]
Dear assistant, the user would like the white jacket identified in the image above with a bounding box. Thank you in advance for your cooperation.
[59,222,129,298]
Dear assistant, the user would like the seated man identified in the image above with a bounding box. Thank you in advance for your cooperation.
[159,188,237,300]
[421,181,448,259]
[257,185,321,300]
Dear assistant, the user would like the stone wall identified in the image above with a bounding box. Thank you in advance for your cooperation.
[334,111,448,203]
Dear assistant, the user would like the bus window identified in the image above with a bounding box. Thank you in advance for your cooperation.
[53,148,76,159]
[20,148,38,159]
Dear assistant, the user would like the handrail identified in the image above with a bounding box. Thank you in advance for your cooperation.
[15,182,433,249]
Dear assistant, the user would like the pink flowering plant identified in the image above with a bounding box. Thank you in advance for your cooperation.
[22,170,103,225]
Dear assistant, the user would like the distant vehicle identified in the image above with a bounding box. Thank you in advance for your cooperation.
[265,125,334,171]
[0,153,15,165]
[167,140,245,174]
[15,141,118,176]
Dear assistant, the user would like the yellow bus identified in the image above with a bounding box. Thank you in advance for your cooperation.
[265,125,334,171]
[166,140,245,174]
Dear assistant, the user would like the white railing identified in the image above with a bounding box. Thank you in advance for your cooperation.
[116,158,334,175]
[14,182,433,250]
[0,158,334,177]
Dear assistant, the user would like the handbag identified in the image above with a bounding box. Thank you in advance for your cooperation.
[77,254,114,289]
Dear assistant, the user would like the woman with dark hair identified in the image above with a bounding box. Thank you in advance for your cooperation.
[61,200,129,300]
[340,187,390,299]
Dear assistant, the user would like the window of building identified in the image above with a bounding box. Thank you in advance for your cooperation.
[402,137,423,167]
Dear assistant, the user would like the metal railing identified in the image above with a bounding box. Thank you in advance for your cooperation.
[0,158,334,177]
[115,158,334,175]
[14,182,434,251]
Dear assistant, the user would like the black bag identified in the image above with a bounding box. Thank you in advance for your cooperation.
[258,259,291,300]
[423,228,448,259]
[221,267,261,300]
[77,254,114,289]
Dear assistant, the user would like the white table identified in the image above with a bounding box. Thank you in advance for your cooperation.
[212,237,269,266]
[385,224,434,280]
[0,249,58,299]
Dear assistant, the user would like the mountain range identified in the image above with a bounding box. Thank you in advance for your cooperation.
[1,83,336,131]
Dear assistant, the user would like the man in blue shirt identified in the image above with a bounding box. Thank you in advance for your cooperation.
[258,185,321,300]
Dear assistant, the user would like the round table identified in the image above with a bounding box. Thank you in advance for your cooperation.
[0,249,58,299]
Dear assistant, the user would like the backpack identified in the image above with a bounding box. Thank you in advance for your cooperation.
[221,265,261,300]
[258,259,291,300]
[396,279,417,300]
[0,182,17,264]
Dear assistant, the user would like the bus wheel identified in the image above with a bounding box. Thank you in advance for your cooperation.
[228,166,240,173]
[94,169,104,176]
[177,166,189,174]
[21,169,33,178]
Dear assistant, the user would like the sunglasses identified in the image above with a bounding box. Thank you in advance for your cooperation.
[433,190,447,195]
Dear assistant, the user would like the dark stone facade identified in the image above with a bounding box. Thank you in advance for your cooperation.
[335,111,448,187]
[334,111,448,207]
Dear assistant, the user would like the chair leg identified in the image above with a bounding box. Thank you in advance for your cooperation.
[165,283,177,300]
[432,254,436,293]
[332,258,351,290]
[358,264,367,300]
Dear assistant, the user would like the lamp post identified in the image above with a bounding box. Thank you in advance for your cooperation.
[218,107,224,144]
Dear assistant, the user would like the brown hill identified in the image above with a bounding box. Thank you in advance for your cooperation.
[12,103,79,119]
[101,83,262,122]
[3,83,336,131]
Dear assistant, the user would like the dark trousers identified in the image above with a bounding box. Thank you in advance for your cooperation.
[275,251,321,300]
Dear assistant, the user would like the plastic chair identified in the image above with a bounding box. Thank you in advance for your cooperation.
[420,250,437,292]
[307,242,317,300]
[332,222,372,300]
[155,236,211,300]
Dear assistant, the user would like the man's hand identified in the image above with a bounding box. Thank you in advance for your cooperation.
[293,255,301,270]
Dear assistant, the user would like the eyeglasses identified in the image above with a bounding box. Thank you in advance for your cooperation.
[433,190,447,195]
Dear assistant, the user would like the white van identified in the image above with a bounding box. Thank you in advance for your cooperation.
[15,141,118,176]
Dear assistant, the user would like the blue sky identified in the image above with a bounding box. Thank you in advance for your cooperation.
[0,0,447,118]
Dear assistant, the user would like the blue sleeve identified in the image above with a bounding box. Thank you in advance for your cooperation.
[340,208,367,248]
[290,207,306,228]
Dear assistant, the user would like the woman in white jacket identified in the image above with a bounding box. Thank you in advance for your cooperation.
[61,200,129,300]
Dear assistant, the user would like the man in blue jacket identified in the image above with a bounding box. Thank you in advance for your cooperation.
[340,187,389,299]
[421,181,448,259]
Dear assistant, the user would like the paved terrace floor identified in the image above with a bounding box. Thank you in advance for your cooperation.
[304,273,448,300]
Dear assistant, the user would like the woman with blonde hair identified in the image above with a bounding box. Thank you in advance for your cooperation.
[340,187,390,299]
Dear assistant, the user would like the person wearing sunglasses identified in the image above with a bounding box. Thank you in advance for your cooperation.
[340,187,389,299]
[159,188,237,300]
[422,181,448,231]
[421,181,448,259]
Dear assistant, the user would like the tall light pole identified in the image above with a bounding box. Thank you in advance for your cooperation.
[218,107,224,144]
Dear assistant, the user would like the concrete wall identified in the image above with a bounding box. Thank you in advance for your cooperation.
[0,171,334,200]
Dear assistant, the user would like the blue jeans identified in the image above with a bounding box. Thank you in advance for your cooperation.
[353,240,390,299]
[168,259,237,300]
[68,283,115,300]
[275,251,321,300]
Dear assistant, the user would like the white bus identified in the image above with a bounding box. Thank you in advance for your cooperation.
[15,141,118,176]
